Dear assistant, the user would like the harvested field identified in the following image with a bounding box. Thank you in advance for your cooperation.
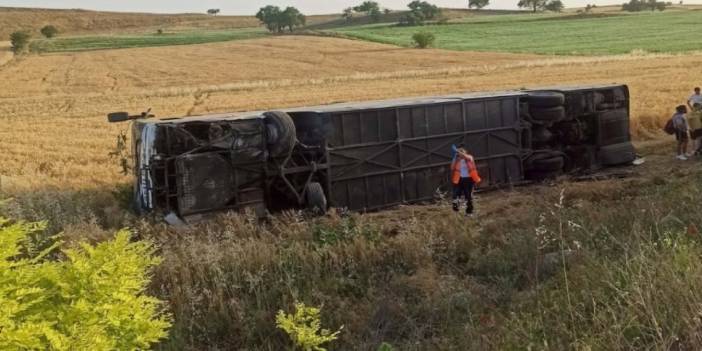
[1,36,699,194]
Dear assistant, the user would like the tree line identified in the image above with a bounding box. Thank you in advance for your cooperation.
[256,0,568,32]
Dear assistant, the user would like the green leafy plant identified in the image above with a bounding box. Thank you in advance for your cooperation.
[10,31,31,54]
[0,218,171,350]
[412,31,435,48]
[40,25,59,39]
[276,302,342,351]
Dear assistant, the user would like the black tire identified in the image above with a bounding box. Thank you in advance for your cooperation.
[525,91,565,108]
[532,126,553,144]
[596,109,629,146]
[530,106,566,123]
[531,156,565,172]
[306,182,327,214]
[263,111,296,158]
[598,142,636,166]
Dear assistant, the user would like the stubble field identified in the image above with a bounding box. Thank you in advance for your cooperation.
[1,35,699,193]
[3,32,702,350]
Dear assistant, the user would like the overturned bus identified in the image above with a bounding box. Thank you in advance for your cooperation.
[108,84,635,220]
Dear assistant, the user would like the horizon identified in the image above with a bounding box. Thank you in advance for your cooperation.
[2,0,693,16]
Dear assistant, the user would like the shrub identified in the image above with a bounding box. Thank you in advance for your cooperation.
[412,31,435,48]
[9,31,31,54]
[276,302,342,351]
[40,25,59,39]
[157,28,164,35]
[0,218,171,350]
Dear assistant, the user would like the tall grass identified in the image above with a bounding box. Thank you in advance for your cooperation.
[140,161,702,350]
[4,142,692,350]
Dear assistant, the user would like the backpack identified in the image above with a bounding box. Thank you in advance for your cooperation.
[664,118,676,135]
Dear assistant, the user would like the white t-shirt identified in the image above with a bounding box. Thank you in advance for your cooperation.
[689,93,702,106]
[458,159,469,177]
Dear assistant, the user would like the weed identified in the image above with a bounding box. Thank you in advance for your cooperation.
[276,302,342,351]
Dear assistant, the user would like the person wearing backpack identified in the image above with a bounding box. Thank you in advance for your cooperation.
[671,105,690,160]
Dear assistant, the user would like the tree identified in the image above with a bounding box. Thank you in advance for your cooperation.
[207,8,220,15]
[353,1,382,22]
[0,219,171,350]
[400,1,441,26]
[281,6,306,32]
[622,0,665,11]
[256,5,283,32]
[399,11,423,25]
[342,7,355,21]
[40,25,58,39]
[408,1,441,20]
[469,0,490,9]
[649,0,667,10]
[545,0,564,11]
[10,31,30,54]
[256,6,306,33]
[518,0,548,12]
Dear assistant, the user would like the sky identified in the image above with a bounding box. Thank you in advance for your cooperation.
[0,0,695,15]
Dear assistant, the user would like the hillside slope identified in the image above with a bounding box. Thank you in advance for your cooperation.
[0,7,341,39]
[0,7,264,38]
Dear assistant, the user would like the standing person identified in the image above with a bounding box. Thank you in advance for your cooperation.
[673,105,689,160]
[450,144,481,216]
[688,103,702,155]
[688,87,702,111]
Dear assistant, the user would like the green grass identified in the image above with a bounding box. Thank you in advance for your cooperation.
[29,28,267,53]
[331,11,702,55]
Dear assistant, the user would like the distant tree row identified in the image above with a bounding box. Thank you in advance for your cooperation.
[399,1,441,26]
[207,8,220,16]
[469,0,490,9]
[622,0,667,11]
[255,6,306,33]
[10,25,59,54]
[518,0,564,12]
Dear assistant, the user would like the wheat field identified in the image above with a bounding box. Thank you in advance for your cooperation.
[1,36,700,194]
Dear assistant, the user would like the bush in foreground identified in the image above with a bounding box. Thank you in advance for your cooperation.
[0,218,170,350]
[412,31,435,48]
[276,302,342,350]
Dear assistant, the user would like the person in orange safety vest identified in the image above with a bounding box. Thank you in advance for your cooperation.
[451,144,481,216]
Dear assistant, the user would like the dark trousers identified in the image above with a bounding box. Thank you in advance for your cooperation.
[452,177,475,214]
